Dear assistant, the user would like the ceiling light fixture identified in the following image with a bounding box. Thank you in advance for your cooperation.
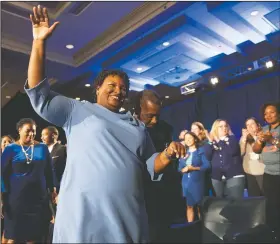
[66,44,74,49]
[165,96,169,99]
[250,10,259,16]
[6,95,11,99]
[85,84,91,87]
[265,60,273,68]
[75,97,81,100]
[136,67,143,71]
[162,42,170,47]
[210,77,219,85]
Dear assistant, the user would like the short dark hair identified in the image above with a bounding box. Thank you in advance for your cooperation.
[45,126,59,137]
[92,69,130,102]
[135,90,162,115]
[1,135,15,142]
[261,102,280,120]
[16,118,36,132]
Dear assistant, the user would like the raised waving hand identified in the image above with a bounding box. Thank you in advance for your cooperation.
[30,5,59,40]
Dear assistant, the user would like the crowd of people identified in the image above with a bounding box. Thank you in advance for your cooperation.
[1,123,66,244]
[1,5,280,244]
[177,105,280,234]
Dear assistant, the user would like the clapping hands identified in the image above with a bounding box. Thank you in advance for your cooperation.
[181,165,196,173]
[257,131,273,144]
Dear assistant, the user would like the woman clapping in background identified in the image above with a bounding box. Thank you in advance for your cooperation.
[240,118,264,196]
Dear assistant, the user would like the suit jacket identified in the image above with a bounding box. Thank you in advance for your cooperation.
[204,135,244,180]
[146,120,173,152]
[50,143,67,185]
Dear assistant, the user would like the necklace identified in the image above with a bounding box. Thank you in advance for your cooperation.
[19,141,34,164]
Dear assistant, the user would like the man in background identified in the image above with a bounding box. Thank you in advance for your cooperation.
[41,126,67,190]
[41,126,67,242]
[134,90,183,242]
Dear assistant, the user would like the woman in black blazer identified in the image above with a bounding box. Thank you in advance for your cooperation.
[205,119,244,199]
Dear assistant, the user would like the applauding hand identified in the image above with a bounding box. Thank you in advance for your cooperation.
[241,128,249,142]
[257,131,273,144]
[181,165,189,173]
[30,5,59,40]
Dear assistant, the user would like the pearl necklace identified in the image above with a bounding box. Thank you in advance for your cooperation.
[20,141,34,164]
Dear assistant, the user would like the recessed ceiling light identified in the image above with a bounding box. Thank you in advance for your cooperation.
[85,84,91,87]
[6,95,11,99]
[163,42,170,47]
[248,67,252,71]
[75,97,80,100]
[66,44,74,49]
[136,67,143,71]
[250,11,259,16]
[165,96,169,99]
[265,61,273,68]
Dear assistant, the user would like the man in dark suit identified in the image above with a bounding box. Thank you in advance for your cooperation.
[134,90,183,242]
[41,126,67,191]
[41,126,67,242]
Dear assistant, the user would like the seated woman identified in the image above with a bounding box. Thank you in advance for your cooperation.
[240,117,264,196]
[206,119,244,199]
[1,118,57,243]
[178,132,210,222]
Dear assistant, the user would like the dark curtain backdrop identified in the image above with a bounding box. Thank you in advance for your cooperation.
[160,74,280,140]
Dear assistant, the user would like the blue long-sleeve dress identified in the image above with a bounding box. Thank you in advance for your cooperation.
[24,78,161,243]
[178,147,210,206]
[1,143,55,241]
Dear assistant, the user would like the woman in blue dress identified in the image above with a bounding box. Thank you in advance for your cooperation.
[1,118,57,243]
[25,6,186,243]
[178,132,210,222]
[1,135,14,243]
[191,122,213,196]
